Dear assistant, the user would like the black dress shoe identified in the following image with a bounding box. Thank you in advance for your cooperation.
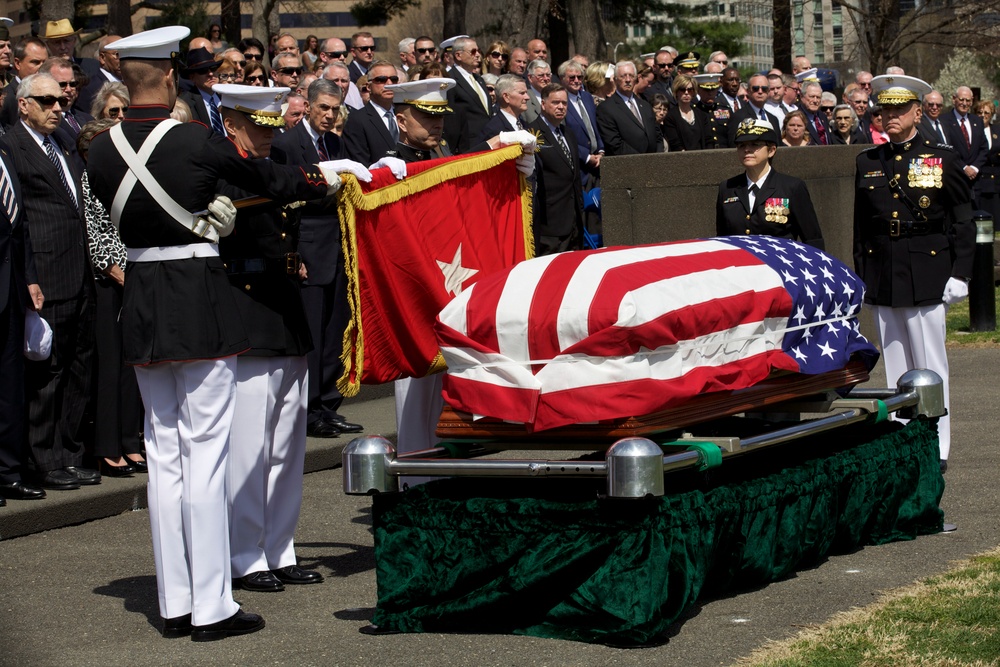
[124,456,148,473]
[161,613,192,639]
[306,418,341,438]
[39,469,80,490]
[191,610,265,642]
[0,496,5,507]
[236,570,284,592]
[0,481,46,500]
[940,459,948,474]
[64,466,101,485]
[101,460,136,477]
[272,565,324,585]
[327,417,363,433]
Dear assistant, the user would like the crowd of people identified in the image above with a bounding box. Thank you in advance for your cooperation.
[0,16,983,639]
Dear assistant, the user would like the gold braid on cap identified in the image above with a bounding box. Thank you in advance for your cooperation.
[735,118,767,137]
[877,87,918,106]
[232,104,286,127]
[401,99,453,114]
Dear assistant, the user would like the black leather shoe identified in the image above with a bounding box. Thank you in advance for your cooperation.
[0,481,46,500]
[0,496,5,507]
[940,459,948,474]
[236,571,284,592]
[327,417,363,433]
[39,469,80,490]
[272,565,324,585]
[191,610,265,642]
[124,456,148,473]
[64,466,101,485]
[306,418,341,438]
[161,613,192,639]
[101,460,136,477]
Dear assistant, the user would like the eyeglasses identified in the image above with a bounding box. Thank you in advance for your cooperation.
[323,50,347,59]
[956,98,973,104]
[533,72,552,79]
[749,85,768,92]
[678,87,694,93]
[925,102,943,108]
[715,59,728,65]
[276,67,303,76]
[820,106,834,112]
[655,62,673,68]
[360,86,369,94]
[416,47,437,54]
[246,74,266,84]
[486,86,495,93]
[230,60,245,67]
[871,111,882,117]
[490,51,508,59]
[57,80,79,88]
[217,73,238,82]
[564,74,583,80]
[107,105,128,118]
[29,95,69,108]
[460,48,480,55]
[370,75,399,84]
[354,45,375,52]
[245,52,263,61]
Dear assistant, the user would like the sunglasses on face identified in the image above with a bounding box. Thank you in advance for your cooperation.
[370,75,399,84]
[57,80,79,89]
[323,50,346,59]
[30,95,69,108]
[277,67,303,75]
[678,87,694,93]
[749,85,768,92]
[416,47,436,54]
[354,45,375,52]
[821,106,834,112]
[460,48,480,55]
[490,51,508,59]
[565,74,583,80]
[655,62,673,68]
[925,102,942,108]
[486,85,495,93]
[107,105,128,118]
[217,73,238,82]
[244,52,263,61]
[360,86,369,94]
[246,74,266,83]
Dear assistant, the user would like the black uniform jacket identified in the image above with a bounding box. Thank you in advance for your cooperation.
[218,145,313,358]
[716,168,824,249]
[852,137,975,307]
[696,98,730,149]
[86,105,329,365]
[977,123,1000,195]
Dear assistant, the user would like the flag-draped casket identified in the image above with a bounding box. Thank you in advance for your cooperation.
[436,236,880,432]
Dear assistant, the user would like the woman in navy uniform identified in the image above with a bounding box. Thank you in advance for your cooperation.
[853,75,974,473]
[715,118,824,249]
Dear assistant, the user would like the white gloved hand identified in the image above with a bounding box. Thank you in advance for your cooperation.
[942,277,969,305]
[369,156,407,180]
[318,159,373,183]
[497,130,537,152]
[204,195,236,237]
[515,152,534,177]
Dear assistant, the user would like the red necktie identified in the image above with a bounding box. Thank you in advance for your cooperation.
[960,116,971,150]
[814,114,827,145]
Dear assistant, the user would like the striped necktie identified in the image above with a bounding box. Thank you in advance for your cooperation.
[0,162,17,222]
[43,137,75,204]
[208,96,225,136]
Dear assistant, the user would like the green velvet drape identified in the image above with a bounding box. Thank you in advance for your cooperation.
[371,418,943,645]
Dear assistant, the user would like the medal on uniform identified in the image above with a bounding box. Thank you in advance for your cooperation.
[765,198,789,224]
[918,195,930,208]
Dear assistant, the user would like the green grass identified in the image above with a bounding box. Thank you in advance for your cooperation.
[737,549,1000,667]
[946,285,1000,347]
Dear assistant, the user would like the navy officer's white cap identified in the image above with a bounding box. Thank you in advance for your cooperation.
[694,73,721,89]
[215,84,289,127]
[386,77,455,114]
[795,67,819,83]
[0,17,13,27]
[870,74,932,106]
[111,26,190,60]
[439,35,469,52]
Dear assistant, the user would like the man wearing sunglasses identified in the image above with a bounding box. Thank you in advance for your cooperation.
[270,52,302,89]
[348,31,375,83]
[344,60,400,164]
[644,50,675,106]
[3,72,96,492]
[413,36,438,65]
[76,34,121,115]
[178,46,225,135]
[443,37,492,153]
[726,73,780,146]
[39,58,91,139]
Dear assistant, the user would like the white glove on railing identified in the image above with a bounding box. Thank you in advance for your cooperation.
[201,194,236,237]
[318,159,373,182]
[369,156,407,180]
[498,130,537,152]
[942,277,969,305]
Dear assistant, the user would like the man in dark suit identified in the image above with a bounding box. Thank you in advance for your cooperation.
[39,58,92,139]
[179,48,224,134]
[529,83,584,256]
[800,81,832,145]
[0,139,46,504]
[478,73,526,142]
[1,37,48,130]
[596,61,663,156]
[916,90,948,145]
[42,18,103,90]
[559,59,603,183]
[940,86,988,189]
[76,34,121,115]
[643,50,675,106]
[2,72,98,490]
[726,74,781,146]
[348,31,375,83]
[343,60,399,164]
[272,79,363,438]
[443,37,492,154]
[522,60,550,124]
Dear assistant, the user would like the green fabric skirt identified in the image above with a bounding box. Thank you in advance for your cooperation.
[371,418,943,645]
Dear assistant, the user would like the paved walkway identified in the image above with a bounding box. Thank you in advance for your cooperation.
[0,348,996,666]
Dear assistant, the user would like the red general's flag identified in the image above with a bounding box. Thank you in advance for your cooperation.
[336,145,532,395]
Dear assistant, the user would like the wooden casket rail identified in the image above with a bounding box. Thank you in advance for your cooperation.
[436,359,871,441]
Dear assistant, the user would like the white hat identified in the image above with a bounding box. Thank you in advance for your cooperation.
[439,35,469,52]
[795,67,820,83]
[215,84,289,127]
[694,73,721,89]
[0,17,12,27]
[112,26,190,60]
[870,74,932,106]
[23,311,52,361]
[386,77,455,114]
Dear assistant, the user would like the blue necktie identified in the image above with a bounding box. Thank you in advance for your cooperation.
[209,97,225,136]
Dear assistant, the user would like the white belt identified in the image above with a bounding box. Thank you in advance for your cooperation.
[127,244,220,262]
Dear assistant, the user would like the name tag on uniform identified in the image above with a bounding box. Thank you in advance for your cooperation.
[723,196,739,204]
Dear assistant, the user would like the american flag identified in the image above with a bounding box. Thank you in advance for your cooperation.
[435,236,879,432]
